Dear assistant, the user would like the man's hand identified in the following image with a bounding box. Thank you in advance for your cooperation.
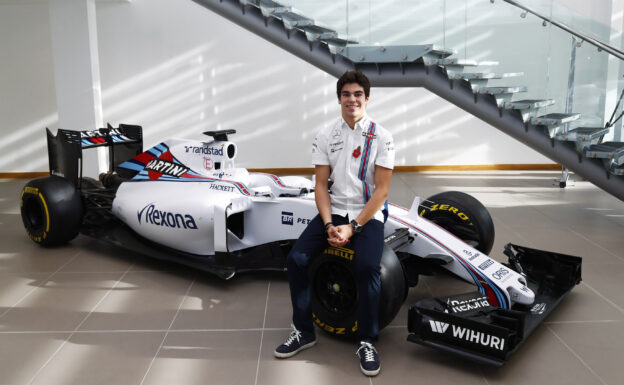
[327,224,353,247]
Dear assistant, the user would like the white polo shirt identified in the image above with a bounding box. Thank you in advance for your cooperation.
[311,115,395,222]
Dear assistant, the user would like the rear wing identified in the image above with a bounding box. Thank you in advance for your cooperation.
[47,123,143,185]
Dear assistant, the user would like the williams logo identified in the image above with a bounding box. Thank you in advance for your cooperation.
[145,159,189,178]
[429,321,449,334]
[282,211,294,225]
[478,259,494,270]
[137,203,198,230]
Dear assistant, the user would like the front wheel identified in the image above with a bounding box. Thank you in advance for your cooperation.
[419,191,495,254]
[20,176,83,246]
[309,245,406,339]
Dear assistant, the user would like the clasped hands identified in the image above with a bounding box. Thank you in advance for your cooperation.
[326,224,354,247]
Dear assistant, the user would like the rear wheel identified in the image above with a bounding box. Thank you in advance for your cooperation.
[309,245,406,339]
[419,191,495,254]
[20,176,83,246]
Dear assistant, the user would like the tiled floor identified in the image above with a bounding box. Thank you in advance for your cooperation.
[1,171,623,385]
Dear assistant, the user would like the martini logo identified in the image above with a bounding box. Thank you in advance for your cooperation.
[145,151,189,180]
[137,203,198,230]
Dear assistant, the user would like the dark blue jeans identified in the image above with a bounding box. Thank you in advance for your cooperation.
[287,213,384,341]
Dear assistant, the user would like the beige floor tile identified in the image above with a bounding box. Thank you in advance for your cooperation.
[0,333,70,385]
[581,264,624,314]
[481,326,603,385]
[28,331,165,385]
[56,238,135,273]
[171,274,269,330]
[0,272,122,331]
[546,282,624,323]
[263,276,293,329]
[0,272,50,308]
[78,271,193,331]
[373,328,487,385]
[548,322,624,385]
[257,331,371,385]
[142,330,260,385]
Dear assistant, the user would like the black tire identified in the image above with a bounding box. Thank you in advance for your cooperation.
[20,176,83,246]
[309,245,406,339]
[419,191,495,255]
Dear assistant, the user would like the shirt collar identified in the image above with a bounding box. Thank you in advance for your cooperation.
[341,114,369,132]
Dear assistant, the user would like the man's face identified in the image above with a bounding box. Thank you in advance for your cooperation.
[338,82,369,122]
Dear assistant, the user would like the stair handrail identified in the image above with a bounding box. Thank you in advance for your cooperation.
[500,0,624,61]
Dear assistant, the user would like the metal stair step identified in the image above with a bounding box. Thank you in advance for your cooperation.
[281,12,315,29]
[555,127,609,142]
[433,58,478,66]
[449,72,523,80]
[341,45,455,63]
[259,1,291,17]
[531,113,581,127]
[608,163,624,176]
[585,142,624,164]
[505,99,555,110]
[479,86,527,95]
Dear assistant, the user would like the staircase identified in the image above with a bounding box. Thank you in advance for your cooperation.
[192,0,624,201]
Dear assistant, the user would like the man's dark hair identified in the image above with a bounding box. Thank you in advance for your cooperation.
[336,71,371,99]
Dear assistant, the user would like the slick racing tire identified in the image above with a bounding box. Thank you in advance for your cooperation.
[20,176,83,246]
[309,245,406,339]
[419,191,494,255]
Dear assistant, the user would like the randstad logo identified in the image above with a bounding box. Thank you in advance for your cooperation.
[184,145,224,156]
[137,203,198,230]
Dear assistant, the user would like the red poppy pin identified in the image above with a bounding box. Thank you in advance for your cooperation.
[352,146,361,158]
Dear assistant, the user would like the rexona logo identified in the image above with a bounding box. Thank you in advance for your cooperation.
[428,320,506,350]
[145,159,189,178]
[137,203,198,230]
[448,296,491,313]
[184,145,224,156]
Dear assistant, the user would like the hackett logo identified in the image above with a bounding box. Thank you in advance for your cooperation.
[137,203,198,230]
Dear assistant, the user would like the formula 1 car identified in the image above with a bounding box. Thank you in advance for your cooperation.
[19,124,581,366]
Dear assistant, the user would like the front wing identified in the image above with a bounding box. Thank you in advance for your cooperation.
[407,243,582,366]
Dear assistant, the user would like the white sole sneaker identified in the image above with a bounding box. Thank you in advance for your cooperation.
[360,364,380,376]
[274,340,317,358]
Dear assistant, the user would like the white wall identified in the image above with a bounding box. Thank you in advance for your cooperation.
[0,0,556,172]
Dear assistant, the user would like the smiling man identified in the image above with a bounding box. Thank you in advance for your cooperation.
[274,71,395,377]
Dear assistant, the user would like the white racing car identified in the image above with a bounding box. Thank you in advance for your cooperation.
[19,124,582,366]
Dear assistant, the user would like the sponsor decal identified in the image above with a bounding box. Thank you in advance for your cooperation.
[428,320,506,350]
[280,211,311,225]
[446,296,491,313]
[204,157,213,170]
[137,203,198,230]
[329,140,344,147]
[428,204,471,222]
[531,302,547,315]
[331,128,341,139]
[463,249,480,261]
[209,183,235,193]
[184,144,224,156]
[282,211,294,225]
[385,140,394,151]
[145,158,189,178]
[362,131,377,139]
[478,259,494,270]
[210,171,233,179]
[324,246,354,261]
[23,186,39,195]
[80,128,124,138]
[492,267,510,280]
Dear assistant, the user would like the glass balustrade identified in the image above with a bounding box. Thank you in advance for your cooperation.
[278,0,624,141]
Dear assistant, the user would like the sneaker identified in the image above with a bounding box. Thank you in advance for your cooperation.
[274,325,316,358]
[356,341,380,376]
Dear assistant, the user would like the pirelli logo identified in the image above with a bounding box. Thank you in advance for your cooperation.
[324,246,354,261]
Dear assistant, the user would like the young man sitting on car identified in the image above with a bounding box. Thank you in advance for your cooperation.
[274,71,395,377]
